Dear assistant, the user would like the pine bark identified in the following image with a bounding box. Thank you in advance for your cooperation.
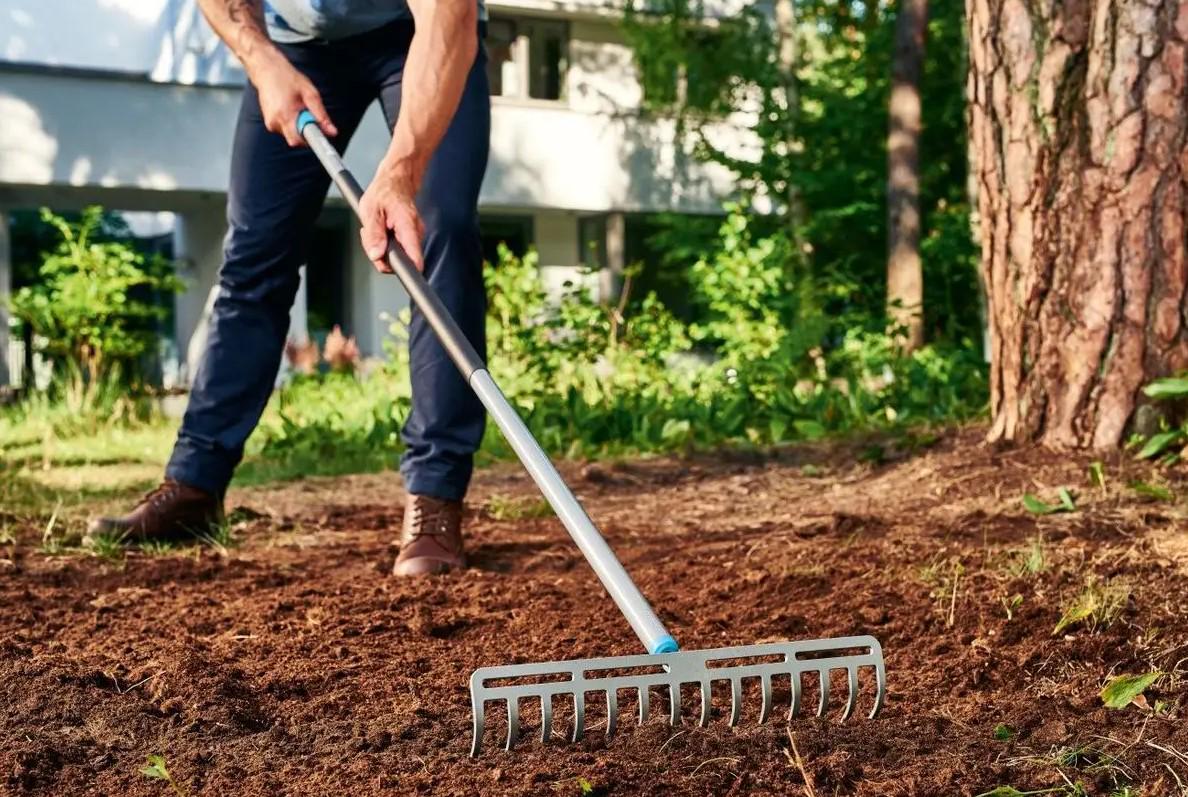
[888,0,929,351]
[968,0,1188,448]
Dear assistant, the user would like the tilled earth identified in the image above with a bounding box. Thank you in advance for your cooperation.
[3,427,1188,796]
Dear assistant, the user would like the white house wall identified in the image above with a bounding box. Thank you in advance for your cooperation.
[0,68,735,215]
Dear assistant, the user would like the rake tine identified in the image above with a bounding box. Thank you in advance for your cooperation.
[541,695,553,743]
[698,680,711,727]
[572,692,585,742]
[638,686,650,724]
[789,671,802,720]
[506,698,521,750]
[758,674,772,724]
[870,661,886,719]
[606,690,618,738]
[842,665,859,721]
[470,697,485,757]
[668,682,680,725]
[728,678,742,727]
[816,669,829,717]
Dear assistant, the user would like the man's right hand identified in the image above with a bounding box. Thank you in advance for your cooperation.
[250,50,338,147]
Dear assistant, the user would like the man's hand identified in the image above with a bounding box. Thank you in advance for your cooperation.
[359,160,425,273]
[252,50,337,146]
[196,0,335,147]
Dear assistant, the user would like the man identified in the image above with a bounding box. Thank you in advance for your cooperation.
[87,0,489,577]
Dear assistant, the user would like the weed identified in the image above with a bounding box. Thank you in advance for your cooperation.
[484,494,554,521]
[1088,461,1106,490]
[920,556,963,624]
[85,531,126,563]
[139,754,187,796]
[1006,535,1047,578]
[1129,481,1174,502]
[139,540,180,557]
[1022,488,1076,516]
[1001,594,1024,621]
[1053,578,1130,635]
[994,723,1015,741]
[1100,672,1162,710]
[192,520,235,555]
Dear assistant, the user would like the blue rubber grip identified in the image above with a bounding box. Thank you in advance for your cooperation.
[650,635,679,654]
[295,109,317,135]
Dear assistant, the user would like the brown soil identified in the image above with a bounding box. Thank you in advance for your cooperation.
[3,427,1188,796]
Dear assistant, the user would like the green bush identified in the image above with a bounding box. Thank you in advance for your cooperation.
[9,207,181,412]
[250,226,987,478]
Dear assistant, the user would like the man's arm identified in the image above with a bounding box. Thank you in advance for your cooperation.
[196,0,337,145]
[358,0,479,271]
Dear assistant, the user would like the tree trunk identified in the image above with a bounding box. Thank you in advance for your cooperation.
[888,0,929,351]
[968,0,1188,448]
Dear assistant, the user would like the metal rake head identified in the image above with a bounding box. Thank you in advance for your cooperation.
[468,634,884,755]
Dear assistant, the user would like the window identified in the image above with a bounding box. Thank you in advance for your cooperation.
[485,16,568,101]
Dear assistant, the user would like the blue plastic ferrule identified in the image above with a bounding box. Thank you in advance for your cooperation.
[295,110,317,135]
[650,635,679,654]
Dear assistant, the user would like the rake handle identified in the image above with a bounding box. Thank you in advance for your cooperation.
[298,112,679,656]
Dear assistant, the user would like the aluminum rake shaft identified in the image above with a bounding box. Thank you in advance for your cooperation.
[469,636,885,755]
[298,114,677,657]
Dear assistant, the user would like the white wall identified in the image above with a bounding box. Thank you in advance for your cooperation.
[172,206,224,386]
[2,0,243,85]
[0,69,738,214]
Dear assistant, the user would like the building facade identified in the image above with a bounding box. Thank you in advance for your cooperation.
[0,0,740,386]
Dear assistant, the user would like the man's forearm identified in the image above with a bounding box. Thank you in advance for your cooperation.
[386,0,479,187]
[196,0,281,79]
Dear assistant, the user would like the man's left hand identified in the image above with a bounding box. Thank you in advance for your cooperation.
[359,159,425,273]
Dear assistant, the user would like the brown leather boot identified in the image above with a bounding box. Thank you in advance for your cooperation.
[393,493,466,577]
[85,480,224,544]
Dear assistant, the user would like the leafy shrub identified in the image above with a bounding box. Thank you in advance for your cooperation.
[1135,373,1188,463]
[251,230,987,478]
[9,208,181,411]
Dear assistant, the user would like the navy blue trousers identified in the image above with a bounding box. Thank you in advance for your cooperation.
[167,21,490,501]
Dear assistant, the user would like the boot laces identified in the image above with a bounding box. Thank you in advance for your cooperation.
[139,481,182,510]
[409,501,456,542]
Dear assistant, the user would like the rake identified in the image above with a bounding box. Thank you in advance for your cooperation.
[298,113,887,756]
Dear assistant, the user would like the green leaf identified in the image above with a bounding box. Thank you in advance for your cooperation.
[139,754,170,781]
[660,418,691,443]
[1137,430,1185,460]
[993,723,1015,741]
[1088,461,1106,489]
[577,777,596,796]
[1130,481,1174,501]
[793,419,826,440]
[1143,376,1188,399]
[1057,487,1076,512]
[1022,494,1057,515]
[1023,490,1075,515]
[1100,672,1162,709]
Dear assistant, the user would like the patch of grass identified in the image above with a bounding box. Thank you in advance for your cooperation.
[85,531,127,563]
[1053,578,1130,635]
[138,539,182,557]
[1006,535,1047,578]
[484,494,554,521]
[191,519,235,556]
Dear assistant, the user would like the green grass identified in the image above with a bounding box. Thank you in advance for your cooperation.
[1054,578,1130,635]
[484,493,554,521]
